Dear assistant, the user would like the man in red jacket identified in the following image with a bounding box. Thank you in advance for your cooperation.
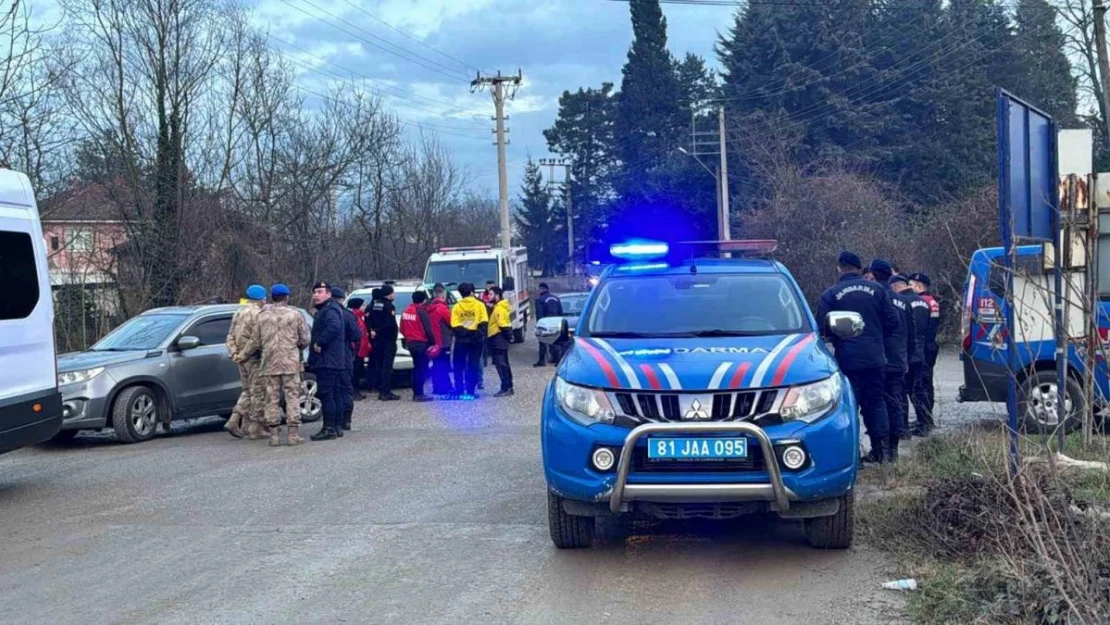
[426,284,453,395]
[400,291,436,402]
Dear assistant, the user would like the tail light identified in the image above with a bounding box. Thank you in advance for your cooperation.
[961,274,977,352]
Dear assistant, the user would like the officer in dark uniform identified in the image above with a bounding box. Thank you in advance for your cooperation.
[865,262,917,461]
[817,252,899,464]
[533,283,564,367]
[910,272,941,434]
[332,287,363,434]
[366,288,383,392]
[891,275,928,439]
[369,285,400,401]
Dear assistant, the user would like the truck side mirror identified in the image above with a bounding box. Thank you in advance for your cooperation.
[502,276,516,292]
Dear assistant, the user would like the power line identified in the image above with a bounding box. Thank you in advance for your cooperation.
[268,34,487,129]
[334,0,488,75]
[276,0,473,82]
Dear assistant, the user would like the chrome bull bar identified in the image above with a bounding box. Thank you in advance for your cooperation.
[609,422,791,513]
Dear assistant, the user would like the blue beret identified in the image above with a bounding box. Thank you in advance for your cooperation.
[331,287,346,299]
[910,272,931,287]
[890,273,911,285]
[838,251,862,269]
[245,284,266,301]
[271,284,290,297]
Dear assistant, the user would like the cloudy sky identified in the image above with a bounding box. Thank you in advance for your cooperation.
[248,0,736,195]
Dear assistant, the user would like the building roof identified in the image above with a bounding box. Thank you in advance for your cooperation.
[40,181,132,223]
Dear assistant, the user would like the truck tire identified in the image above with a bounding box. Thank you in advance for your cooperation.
[1019,371,1085,434]
[548,492,595,549]
[804,491,854,549]
[111,385,161,444]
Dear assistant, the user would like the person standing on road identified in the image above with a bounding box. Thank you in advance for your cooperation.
[308,281,346,441]
[488,287,515,397]
[865,261,916,462]
[369,285,400,401]
[241,284,310,447]
[334,287,363,434]
[893,275,929,438]
[400,291,436,402]
[451,282,489,397]
[347,298,371,402]
[427,283,454,395]
[817,252,898,464]
[910,272,940,434]
[225,284,268,439]
[533,283,563,367]
[366,288,382,392]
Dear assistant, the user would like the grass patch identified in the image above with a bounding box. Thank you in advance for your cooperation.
[859,426,1110,624]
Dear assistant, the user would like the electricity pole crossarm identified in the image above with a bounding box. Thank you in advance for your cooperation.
[472,70,523,250]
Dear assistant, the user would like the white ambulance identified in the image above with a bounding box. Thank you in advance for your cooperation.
[423,246,531,343]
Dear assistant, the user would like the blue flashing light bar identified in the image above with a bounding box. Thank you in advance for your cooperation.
[617,262,669,272]
[609,240,669,260]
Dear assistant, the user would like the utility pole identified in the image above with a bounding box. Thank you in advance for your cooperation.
[472,71,523,250]
[540,158,574,275]
[1095,0,1110,142]
[718,106,730,241]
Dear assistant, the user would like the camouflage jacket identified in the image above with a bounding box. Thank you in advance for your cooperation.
[226,302,264,361]
[244,303,311,375]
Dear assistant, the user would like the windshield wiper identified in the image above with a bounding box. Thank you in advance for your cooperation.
[92,347,139,352]
[590,331,697,339]
[689,329,765,337]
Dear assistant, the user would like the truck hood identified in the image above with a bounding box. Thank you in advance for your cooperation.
[58,350,151,372]
[559,333,832,391]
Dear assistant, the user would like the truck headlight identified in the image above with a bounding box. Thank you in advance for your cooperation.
[58,367,105,387]
[780,375,841,423]
[555,377,615,426]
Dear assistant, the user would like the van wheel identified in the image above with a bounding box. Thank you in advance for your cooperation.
[111,386,160,443]
[804,491,854,549]
[548,492,595,549]
[1019,371,1085,434]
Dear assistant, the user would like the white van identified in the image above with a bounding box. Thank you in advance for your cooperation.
[0,169,62,454]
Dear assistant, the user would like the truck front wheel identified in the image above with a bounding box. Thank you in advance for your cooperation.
[1019,371,1085,434]
[803,491,854,549]
[548,492,595,549]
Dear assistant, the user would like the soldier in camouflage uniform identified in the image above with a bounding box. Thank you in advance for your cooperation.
[242,284,311,446]
[225,284,268,439]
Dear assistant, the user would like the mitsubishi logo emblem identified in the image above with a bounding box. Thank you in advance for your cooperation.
[683,399,710,421]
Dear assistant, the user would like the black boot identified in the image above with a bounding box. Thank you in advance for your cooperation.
[342,409,352,431]
[861,437,886,465]
[311,426,337,441]
[887,437,900,463]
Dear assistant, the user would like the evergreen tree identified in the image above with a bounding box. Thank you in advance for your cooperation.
[514,160,562,276]
[543,83,618,254]
[613,0,684,201]
[1012,0,1078,125]
[675,53,717,112]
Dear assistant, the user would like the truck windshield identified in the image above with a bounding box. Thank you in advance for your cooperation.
[587,274,809,337]
[425,260,498,287]
[92,314,189,351]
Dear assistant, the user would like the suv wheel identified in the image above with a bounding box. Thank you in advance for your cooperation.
[1020,371,1085,434]
[112,386,161,444]
[299,373,322,423]
[548,492,595,549]
[804,491,854,549]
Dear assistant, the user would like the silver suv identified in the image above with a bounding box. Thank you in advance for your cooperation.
[54,304,321,443]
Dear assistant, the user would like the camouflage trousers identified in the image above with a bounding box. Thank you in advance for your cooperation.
[232,359,266,425]
[264,373,302,427]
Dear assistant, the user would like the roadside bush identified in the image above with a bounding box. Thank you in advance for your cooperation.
[864,432,1110,624]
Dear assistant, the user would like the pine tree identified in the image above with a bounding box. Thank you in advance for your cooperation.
[543,83,617,253]
[613,0,684,201]
[1012,0,1078,125]
[514,160,561,276]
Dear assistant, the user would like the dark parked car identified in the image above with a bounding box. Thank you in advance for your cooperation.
[55,304,320,443]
